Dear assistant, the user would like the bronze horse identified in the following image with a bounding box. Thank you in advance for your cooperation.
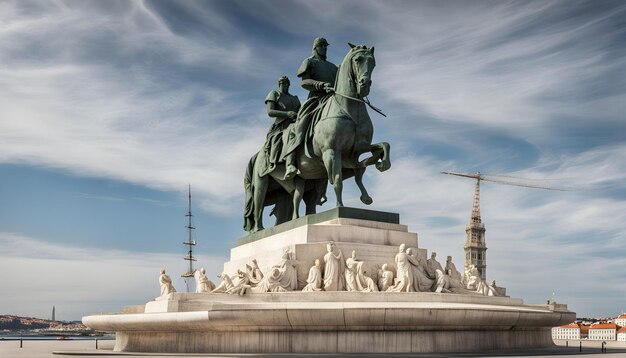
[244,44,390,233]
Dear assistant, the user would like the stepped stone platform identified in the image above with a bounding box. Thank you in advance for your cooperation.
[82,208,575,353]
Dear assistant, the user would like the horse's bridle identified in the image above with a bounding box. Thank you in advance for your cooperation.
[334,90,387,118]
[334,48,386,117]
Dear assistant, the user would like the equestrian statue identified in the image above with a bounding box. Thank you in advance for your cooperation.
[244,37,391,233]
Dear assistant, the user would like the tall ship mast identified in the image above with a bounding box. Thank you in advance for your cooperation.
[181,185,196,291]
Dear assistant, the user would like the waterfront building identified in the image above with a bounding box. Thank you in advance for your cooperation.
[615,314,626,327]
[551,322,583,340]
[580,325,589,339]
[588,323,618,341]
[617,327,626,342]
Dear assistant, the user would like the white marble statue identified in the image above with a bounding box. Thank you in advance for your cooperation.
[226,269,252,296]
[212,273,235,293]
[246,259,264,286]
[252,249,298,292]
[464,264,500,296]
[440,256,471,294]
[420,251,449,293]
[194,267,216,293]
[323,242,345,291]
[407,248,435,292]
[426,252,444,279]
[275,249,298,290]
[361,270,379,292]
[377,264,394,291]
[345,250,366,292]
[302,259,323,292]
[252,267,288,293]
[445,256,462,282]
[386,244,420,292]
[159,269,176,296]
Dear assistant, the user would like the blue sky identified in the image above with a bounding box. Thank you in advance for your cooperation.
[1,0,625,320]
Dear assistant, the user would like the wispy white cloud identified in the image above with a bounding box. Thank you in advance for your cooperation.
[0,0,273,214]
[365,1,626,144]
[0,232,227,320]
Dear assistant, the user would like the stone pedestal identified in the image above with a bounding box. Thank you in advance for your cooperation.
[82,208,575,353]
[225,207,424,289]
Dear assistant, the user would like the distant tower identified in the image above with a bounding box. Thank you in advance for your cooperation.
[464,177,487,280]
[181,185,197,292]
[51,305,56,321]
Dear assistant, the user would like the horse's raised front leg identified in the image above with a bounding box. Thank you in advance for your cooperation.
[292,177,305,220]
[322,149,343,207]
[354,167,373,205]
[358,142,391,172]
[252,175,269,232]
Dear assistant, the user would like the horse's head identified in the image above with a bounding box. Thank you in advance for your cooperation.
[347,43,376,98]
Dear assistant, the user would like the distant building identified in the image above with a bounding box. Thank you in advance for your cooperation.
[580,325,589,339]
[617,327,626,342]
[588,323,618,341]
[552,322,583,340]
[615,314,626,327]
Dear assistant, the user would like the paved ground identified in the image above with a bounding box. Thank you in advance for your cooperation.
[2,339,626,357]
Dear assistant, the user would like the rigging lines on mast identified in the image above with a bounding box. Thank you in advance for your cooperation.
[181,185,197,284]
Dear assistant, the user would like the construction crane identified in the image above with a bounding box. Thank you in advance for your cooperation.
[441,171,575,191]
[440,171,570,281]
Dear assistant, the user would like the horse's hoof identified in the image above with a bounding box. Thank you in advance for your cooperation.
[376,160,391,172]
[360,195,373,205]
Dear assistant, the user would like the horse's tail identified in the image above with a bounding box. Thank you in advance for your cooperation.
[243,152,259,232]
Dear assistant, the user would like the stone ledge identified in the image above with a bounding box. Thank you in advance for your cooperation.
[84,301,573,331]
[237,207,400,246]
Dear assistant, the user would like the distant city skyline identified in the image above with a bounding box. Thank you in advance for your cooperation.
[1,0,625,320]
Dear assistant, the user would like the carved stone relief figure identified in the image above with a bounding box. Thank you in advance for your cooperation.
[377,264,394,291]
[252,267,288,293]
[246,259,264,286]
[252,249,298,292]
[465,264,500,296]
[226,269,252,296]
[323,242,345,291]
[275,249,298,290]
[159,269,176,296]
[387,244,420,292]
[445,256,462,282]
[302,259,323,292]
[426,252,444,280]
[406,248,434,292]
[212,273,235,293]
[194,267,216,293]
[361,270,379,292]
[440,257,472,294]
[345,250,365,292]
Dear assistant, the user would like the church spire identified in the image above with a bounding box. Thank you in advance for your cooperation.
[464,175,487,280]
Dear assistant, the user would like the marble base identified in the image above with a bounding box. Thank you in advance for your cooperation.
[225,208,423,290]
[114,329,555,353]
[84,292,574,353]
